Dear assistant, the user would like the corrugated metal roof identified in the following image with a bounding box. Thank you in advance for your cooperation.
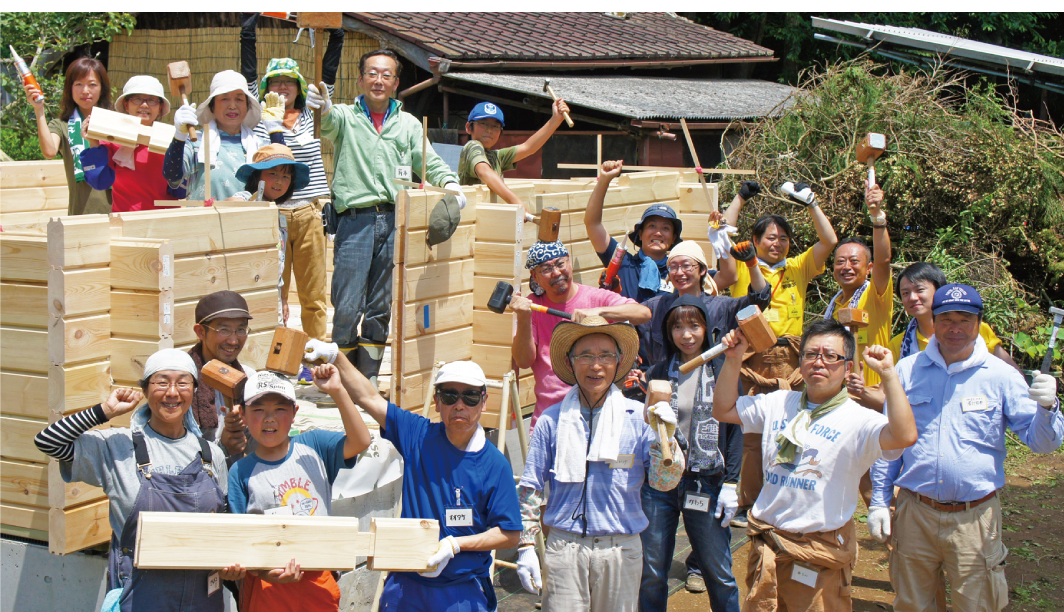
[445,73,796,121]
[813,17,1064,77]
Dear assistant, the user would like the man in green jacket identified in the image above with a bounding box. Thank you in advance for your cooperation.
[307,49,462,387]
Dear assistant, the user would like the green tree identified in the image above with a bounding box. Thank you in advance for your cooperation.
[1,12,135,160]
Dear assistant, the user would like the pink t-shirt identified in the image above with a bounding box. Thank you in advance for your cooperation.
[529,284,635,428]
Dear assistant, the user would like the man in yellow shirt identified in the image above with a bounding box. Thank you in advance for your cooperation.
[714,181,838,529]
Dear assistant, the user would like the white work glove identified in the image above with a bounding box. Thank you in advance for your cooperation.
[420,535,459,578]
[646,401,677,440]
[443,182,468,210]
[867,506,892,543]
[707,223,738,261]
[715,483,739,528]
[304,339,339,364]
[173,103,198,142]
[262,91,286,133]
[516,546,542,594]
[780,181,817,207]
[1029,371,1059,409]
[305,81,332,115]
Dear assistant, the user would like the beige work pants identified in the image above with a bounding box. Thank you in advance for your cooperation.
[541,528,642,612]
[890,489,1008,612]
[279,200,328,340]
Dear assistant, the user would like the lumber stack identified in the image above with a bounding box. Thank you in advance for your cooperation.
[0,160,69,232]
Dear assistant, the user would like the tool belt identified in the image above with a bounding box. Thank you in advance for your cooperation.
[911,489,997,513]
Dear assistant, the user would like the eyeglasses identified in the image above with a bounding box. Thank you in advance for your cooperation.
[800,351,848,365]
[436,387,485,407]
[667,263,698,274]
[363,71,397,83]
[269,79,299,88]
[204,325,250,339]
[149,380,194,392]
[571,352,620,366]
[128,96,160,107]
[536,258,569,276]
[473,120,502,132]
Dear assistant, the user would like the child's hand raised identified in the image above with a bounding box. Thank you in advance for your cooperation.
[600,160,624,181]
[312,364,341,394]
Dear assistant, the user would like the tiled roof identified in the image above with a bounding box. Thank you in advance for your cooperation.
[347,12,774,62]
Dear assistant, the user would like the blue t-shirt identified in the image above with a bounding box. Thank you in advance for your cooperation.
[597,236,671,304]
[228,430,356,516]
[383,403,522,586]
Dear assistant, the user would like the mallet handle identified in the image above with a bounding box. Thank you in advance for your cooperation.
[530,304,572,320]
[657,422,674,466]
[545,84,574,128]
[181,92,198,142]
[679,343,727,375]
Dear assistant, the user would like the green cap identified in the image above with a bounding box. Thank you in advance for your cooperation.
[260,58,308,101]
[426,194,462,247]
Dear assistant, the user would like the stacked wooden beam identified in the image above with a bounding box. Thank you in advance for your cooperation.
[0,160,68,232]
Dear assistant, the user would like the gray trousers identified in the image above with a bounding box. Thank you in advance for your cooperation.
[542,528,642,612]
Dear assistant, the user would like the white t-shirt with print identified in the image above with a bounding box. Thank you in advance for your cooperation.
[736,389,902,534]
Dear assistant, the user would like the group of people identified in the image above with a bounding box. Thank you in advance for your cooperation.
[19,25,1064,612]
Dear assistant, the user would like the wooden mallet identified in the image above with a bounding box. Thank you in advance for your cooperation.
[679,305,778,375]
[534,207,562,242]
[542,79,574,128]
[856,132,886,190]
[644,380,674,466]
[265,326,310,376]
[166,61,197,142]
[200,359,248,409]
[837,307,869,336]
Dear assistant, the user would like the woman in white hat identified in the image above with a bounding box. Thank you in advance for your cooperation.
[78,75,185,212]
[33,348,244,611]
[162,69,285,202]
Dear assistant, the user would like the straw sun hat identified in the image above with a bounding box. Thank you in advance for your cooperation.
[549,315,640,386]
[197,70,262,128]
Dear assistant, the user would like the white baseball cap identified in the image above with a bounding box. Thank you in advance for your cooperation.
[434,361,488,388]
[244,371,296,405]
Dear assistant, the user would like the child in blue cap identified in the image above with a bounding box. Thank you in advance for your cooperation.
[457,98,570,218]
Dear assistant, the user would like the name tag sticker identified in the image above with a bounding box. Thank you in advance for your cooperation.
[293,131,314,146]
[684,493,710,512]
[961,396,988,412]
[609,454,635,469]
[857,330,868,345]
[446,508,473,527]
[207,571,220,596]
[764,309,781,322]
[788,305,802,319]
[396,166,412,181]
[265,505,293,516]
[791,563,818,588]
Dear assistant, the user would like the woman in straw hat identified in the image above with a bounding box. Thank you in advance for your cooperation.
[79,75,186,212]
[515,315,683,611]
[163,70,286,202]
[33,348,244,612]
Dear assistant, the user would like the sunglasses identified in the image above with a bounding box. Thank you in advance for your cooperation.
[436,386,485,407]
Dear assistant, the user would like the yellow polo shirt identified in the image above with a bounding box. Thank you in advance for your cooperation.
[888,321,1003,363]
[830,275,893,386]
[732,246,824,338]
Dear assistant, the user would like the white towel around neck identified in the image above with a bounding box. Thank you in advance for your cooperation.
[553,385,627,483]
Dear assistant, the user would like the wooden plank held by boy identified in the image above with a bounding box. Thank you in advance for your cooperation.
[644,380,674,466]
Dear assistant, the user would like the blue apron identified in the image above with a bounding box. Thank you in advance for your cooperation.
[109,431,227,612]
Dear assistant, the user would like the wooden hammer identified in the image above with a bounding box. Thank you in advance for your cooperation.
[200,359,247,409]
[679,305,778,375]
[856,132,886,189]
[542,79,574,128]
[644,380,674,466]
[166,61,197,142]
[837,307,869,337]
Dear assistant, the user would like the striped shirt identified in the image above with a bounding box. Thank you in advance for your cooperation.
[248,80,333,201]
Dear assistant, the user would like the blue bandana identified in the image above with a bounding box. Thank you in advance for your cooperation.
[526,241,569,296]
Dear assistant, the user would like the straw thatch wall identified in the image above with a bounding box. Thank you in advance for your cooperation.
[108,26,381,178]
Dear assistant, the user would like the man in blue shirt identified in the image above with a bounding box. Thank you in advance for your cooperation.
[305,339,521,612]
[867,284,1062,612]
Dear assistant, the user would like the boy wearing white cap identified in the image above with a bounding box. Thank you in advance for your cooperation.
[227,367,372,611]
[304,337,522,612]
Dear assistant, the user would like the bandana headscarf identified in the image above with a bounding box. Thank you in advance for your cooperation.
[525,241,569,296]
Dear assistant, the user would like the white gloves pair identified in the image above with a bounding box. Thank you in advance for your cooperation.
[707,223,738,261]
[867,506,892,543]
[516,545,542,594]
[421,535,460,578]
[304,339,339,364]
[715,483,738,528]
[646,401,678,440]
[1029,371,1059,409]
[305,81,332,115]
[173,103,199,142]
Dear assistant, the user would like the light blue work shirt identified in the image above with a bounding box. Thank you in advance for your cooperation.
[870,336,1063,507]
[519,397,654,536]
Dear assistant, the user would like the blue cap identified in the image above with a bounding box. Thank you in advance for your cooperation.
[468,102,505,127]
[932,283,983,316]
[628,203,682,248]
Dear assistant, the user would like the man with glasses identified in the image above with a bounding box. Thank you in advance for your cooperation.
[510,240,652,429]
[515,315,683,611]
[187,290,258,459]
[303,341,522,612]
[305,49,463,390]
[457,99,569,219]
[712,319,917,611]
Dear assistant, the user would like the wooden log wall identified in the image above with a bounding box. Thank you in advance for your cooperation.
[0,160,69,231]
